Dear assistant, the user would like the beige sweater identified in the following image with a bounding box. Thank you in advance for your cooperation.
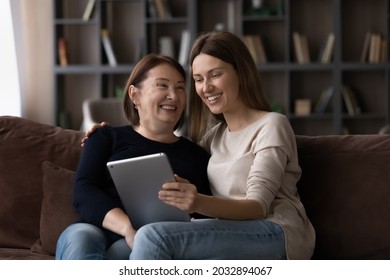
[200,112,315,259]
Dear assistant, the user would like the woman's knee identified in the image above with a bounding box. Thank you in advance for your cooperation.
[131,224,166,259]
[56,223,107,259]
[134,223,163,244]
[59,223,105,243]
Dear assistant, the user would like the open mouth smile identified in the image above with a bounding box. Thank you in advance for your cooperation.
[206,94,222,103]
[160,105,177,110]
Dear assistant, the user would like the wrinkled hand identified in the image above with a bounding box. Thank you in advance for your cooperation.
[81,122,110,147]
[158,175,198,213]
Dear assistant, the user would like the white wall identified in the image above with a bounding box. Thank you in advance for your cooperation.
[0,0,21,117]
[10,0,54,125]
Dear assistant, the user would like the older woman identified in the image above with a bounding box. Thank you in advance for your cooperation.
[55,54,211,260]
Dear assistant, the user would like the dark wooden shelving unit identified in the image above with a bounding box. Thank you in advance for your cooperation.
[53,0,389,134]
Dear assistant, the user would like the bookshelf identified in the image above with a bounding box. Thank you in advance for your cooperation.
[53,0,390,135]
[53,0,192,129]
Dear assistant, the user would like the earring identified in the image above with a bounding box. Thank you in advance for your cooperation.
[134,105,138,110]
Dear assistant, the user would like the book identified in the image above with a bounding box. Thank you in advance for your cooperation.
[295,99,311,116]
[360,31,371,63]
[178,30,191,66]
[147,0,157,18]
[300,34,311,63]
[292,32,306,64]
[380,39,388,62]
[82,0,96,21]
[159,36,175,58]
[368,33,381,63]
[315,86,334,113]
[244,35,258,63]
[374,33,382,63]
[57,38,68,66]
[342,85,361,115]
[349,88,362,114]
[374,33,383,63]
[244,34,268,64]
[252,35,268,64]
[320,33,335,64]
[101,29,117,66]
[341,86,355,115]
[154,0,172,18]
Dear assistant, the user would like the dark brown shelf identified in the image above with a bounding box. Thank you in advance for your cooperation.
[53,0,390,134]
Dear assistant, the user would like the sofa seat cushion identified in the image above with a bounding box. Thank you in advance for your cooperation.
[296,134,390,259]
[0,248,54,260]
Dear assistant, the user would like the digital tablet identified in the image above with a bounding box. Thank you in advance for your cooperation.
[107,153,191,229]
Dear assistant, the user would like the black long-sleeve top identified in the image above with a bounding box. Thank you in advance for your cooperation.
[73,126,211,244]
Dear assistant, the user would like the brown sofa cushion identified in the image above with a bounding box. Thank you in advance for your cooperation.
[0,248,54,260]
[31,161,78,256]
[0,116,83,250]
[296,134,390,259]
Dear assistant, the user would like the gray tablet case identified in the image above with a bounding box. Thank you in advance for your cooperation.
[107,153,191,229]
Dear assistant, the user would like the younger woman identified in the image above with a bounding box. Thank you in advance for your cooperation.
[129,31,315,260]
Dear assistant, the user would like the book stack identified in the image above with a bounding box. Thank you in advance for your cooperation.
[292,32,310,64]
[243,35,268,64]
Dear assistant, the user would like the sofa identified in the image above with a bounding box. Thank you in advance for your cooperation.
[1,115,390,260]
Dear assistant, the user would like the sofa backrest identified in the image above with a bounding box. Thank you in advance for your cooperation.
[0,116,83,250]
[296,134,390,259]
[2,116,390,259]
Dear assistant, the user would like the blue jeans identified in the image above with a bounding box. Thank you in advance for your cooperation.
[130,219,286,260]
[55,223,131,260]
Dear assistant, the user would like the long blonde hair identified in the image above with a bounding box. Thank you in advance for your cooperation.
[188,31,271,143]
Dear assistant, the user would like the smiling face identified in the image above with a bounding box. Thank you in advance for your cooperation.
[129,63,186,132]
[192,53,244,116]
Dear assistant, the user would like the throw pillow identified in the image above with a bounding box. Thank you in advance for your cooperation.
[32,161,78,255]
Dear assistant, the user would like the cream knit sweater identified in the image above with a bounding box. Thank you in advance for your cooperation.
[200,112,315,259]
